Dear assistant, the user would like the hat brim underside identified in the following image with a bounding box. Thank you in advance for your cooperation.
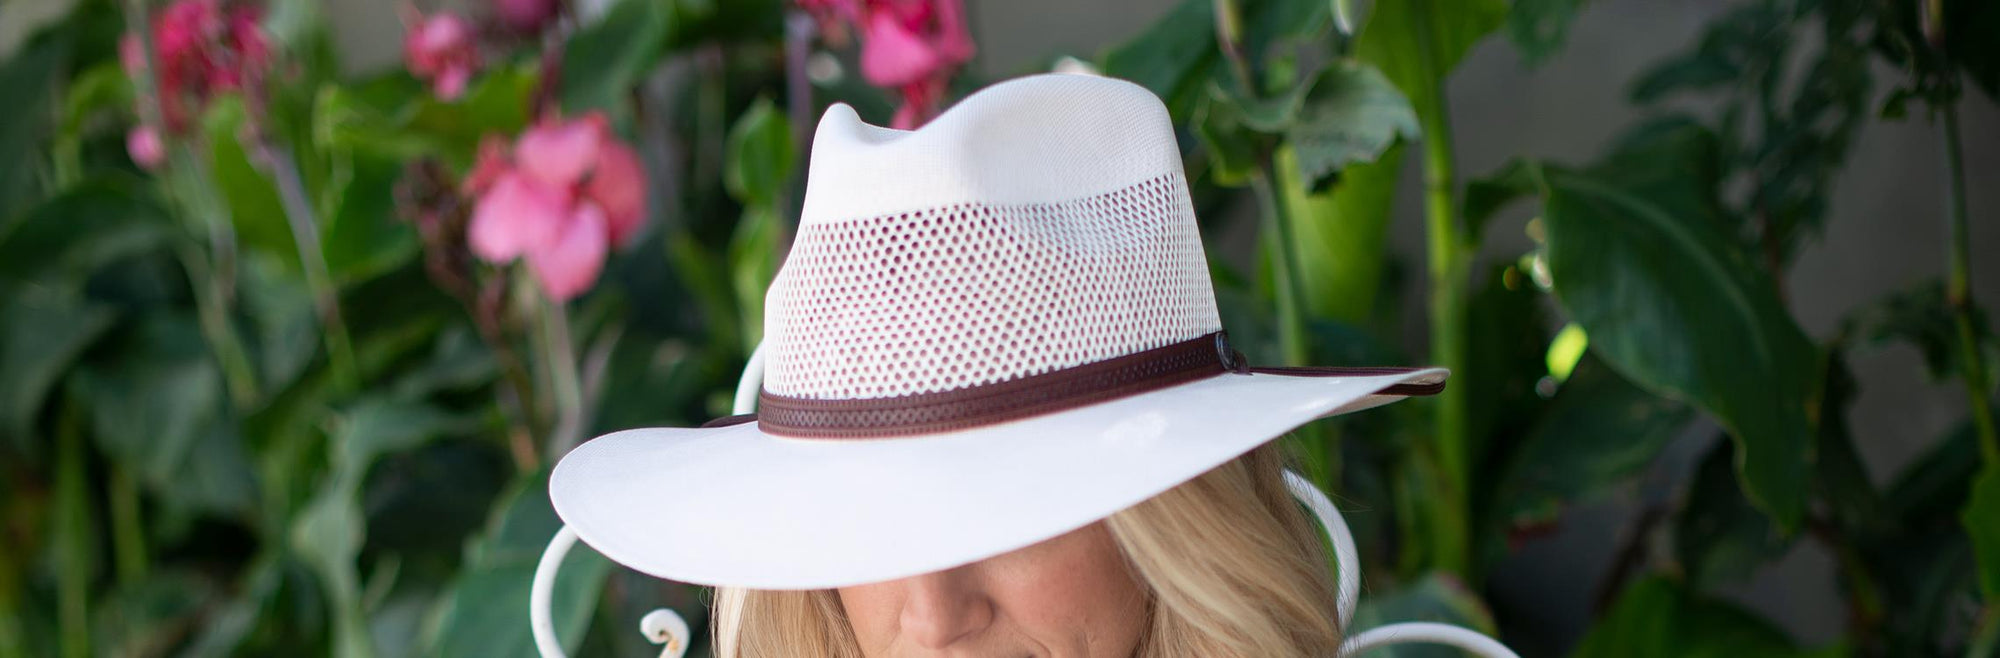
[549,367,1447,590]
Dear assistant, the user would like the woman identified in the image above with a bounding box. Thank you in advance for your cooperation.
[545,73,1449,657]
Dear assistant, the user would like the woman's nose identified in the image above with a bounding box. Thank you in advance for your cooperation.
[898,569,995,649]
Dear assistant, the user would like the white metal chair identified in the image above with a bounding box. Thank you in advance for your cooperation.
[530,342,1521,657]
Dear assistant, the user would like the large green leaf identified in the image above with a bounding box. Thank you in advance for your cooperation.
[1504,119,1817,529]
[66,313,258,516]
[1353,0,1507,120]
[1281,143,1402,323]
[1495,355,1691,531]
[560,0,672,115]
[1097,0,1218,115]
[425,475,612,658]
[1573,576,1811,657]
[1350,572,1499,658]
[723,99,794,207]
[1675,437,1791,589]
[1967,466,2000,600]
[0,179,178,282]
[202,98,300,274]
[0,29,67,224]
[1284,61,1418,188]
[0,287,116,456]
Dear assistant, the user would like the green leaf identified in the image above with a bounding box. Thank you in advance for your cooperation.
[1526,119,1817,530]
[1280,143,1402,323]
[1676,437,1792,589]
[1464,264,1554,464]
[0,178,178,282]
[330,398,473,471]
[1843,280,1997,382]
[1496,355,1691,530]
[723,98,794,207]
[1945,0,2000,102]
[1463,159,1543,243]
[1353,0,1507,119]
[426,475,612,658]
[403,65,539,167]
[1508,0,1589,66]
[1884,419,1981,527]
[1810,351,1883,534]
[0,30,67,224]
[1097,0,1218,113]
[67,313,257,516]
[729,205,781,348]
[1967,466,2000,600]
[202,98,300,274]
[321,151,417,286]
[1285,60,1418,188]
[1573,576,1808,657]
[0,287,117,456]
[1192,92,1261,187]
[1351,572,1499,658]
[560,0,672,115]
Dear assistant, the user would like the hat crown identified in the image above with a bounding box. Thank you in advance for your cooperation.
[765,74,1222,400]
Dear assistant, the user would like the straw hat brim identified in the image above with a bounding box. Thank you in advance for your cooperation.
[549,367,1446,590]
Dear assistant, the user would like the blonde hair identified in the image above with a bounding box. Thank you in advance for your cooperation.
[711,443,1343,657]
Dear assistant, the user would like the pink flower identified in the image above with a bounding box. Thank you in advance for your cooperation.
[469,171,568,262]
[403,11,480,101]
[588,142,647,244]
[514,116,603,188]
[463,113,649,301]
[121,0,270,133]
[127,126,167,169]
[493,0,560,34]
[527,202,610,302]
[803,0,974,128]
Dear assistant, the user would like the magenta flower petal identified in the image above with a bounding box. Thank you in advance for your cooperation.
[127,126,166,169]
[469,171,568,263]
[435,64,472,101]
[528,202,610,302]
[859,12,942,88]
[587,142,648,246]
[515,118,603,189]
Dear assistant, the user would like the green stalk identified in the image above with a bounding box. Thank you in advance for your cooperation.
[1942,104,1999,465]
[541,293,586,460]
[53,404,93,658]
[0,535,21,658]
[250,137,359,392]
[1253,164,1312,368]
[108,465,148,583]
[1411,0,1473,575]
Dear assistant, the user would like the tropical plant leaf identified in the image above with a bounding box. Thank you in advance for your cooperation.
[0,287,117,456]
[1097,0,1218,114]
[1285,60,1418,188]
[1675,437,1792,589]
[1496,355,1691,531]
[560,0,672,115]
[1351,572,1499,658]
[1518,119,1817,530]
[425,474,612,658]
[1281,143,1402,323]
[1573,576,1811,657]
[1353,0,1507,119]
[0,179,177,283]
[723,99,794,207]
[0,28,69,225]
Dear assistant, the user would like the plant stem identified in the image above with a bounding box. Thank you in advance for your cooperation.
[0,533,21,658]
[248,136,360,392]
[108,465,148,583]
[1252,162,1312,367]
[53,404,93,658]
[1412,0,1473,575]
[1942,104,1998,466]
[542,294,587,460]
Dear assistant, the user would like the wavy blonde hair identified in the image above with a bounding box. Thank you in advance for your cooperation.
[710,443,1343,657]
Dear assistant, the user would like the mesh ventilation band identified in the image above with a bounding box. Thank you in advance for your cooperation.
[764,172,1222,400]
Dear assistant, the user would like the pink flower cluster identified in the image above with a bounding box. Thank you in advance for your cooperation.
[403,10,481,101]
[465,113,648,302]
[798,0,974,128]
[120,0,270,168]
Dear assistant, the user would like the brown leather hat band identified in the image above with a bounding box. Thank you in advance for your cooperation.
[711,331,1442,439]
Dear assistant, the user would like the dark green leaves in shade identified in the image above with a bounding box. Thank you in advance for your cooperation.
[1474,119,1818,531]
[1497,356,1692,530]
[560,0,673,115]
[1507,0,1591,66]
[427,475,612,658]
[1572,577,1818,657]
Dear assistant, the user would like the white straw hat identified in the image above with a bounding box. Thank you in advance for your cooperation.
[548,73,1448,590]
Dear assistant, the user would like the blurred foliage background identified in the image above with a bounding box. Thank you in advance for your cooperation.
[1,0,1998,655]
